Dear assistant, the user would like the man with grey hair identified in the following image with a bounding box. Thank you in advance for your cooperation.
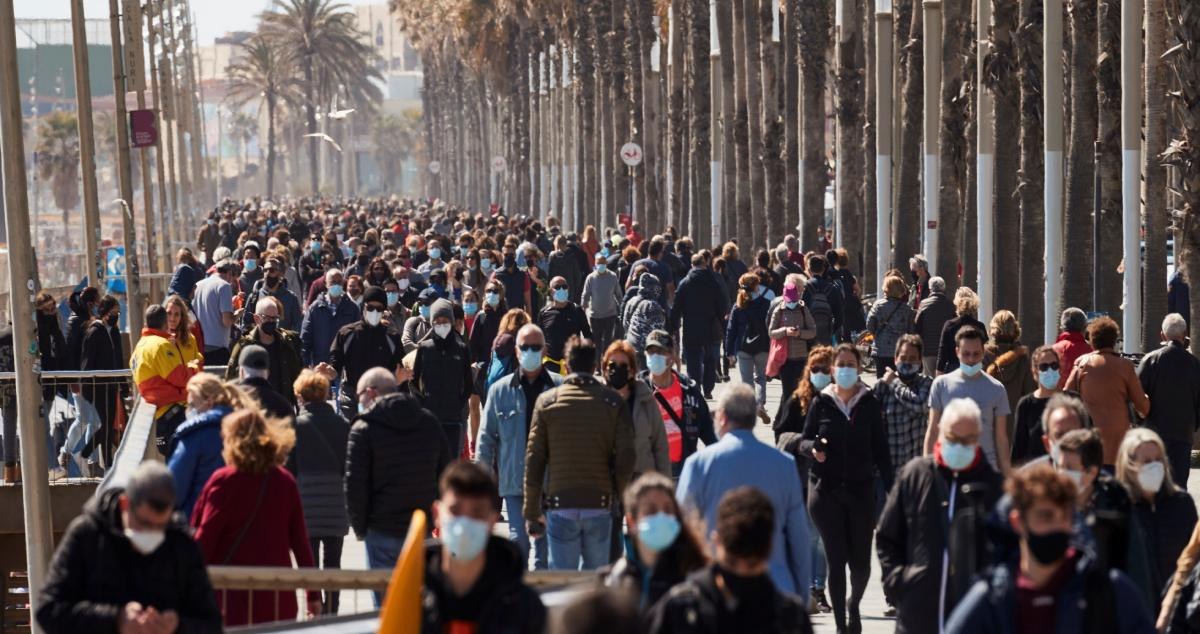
[227,296,304,404]
[676,383,812,597]
[300,266,360,366]
[1019,392,1089,471]
[1052,307,1092,389]
[37,461,221,633]
[915,275,955,374]
[878,396,1002,634]
[1137,312,1200,486]
[908,254,931,307]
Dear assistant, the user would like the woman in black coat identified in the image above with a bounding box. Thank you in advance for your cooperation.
[286,370,350,615]
[801,343,893,634]
[934,287,989,374]
[80,296,125,468]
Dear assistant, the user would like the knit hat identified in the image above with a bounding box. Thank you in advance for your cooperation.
[430,298,455,323]
[362,286,387,307]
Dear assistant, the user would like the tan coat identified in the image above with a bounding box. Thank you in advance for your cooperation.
[628,381,671,476]
[768,302,818,360]
[1065,349,1151,465]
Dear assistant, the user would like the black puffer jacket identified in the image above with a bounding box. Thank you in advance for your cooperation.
[287,400,350,538]
[36,488,221,634]
[647,565,813,634]
[345,392,451,538]
[1134,486,1198,598]
[412,331,474,423]
[800,385,894,491]
[876,455,1003,634]
[421,536,546,634]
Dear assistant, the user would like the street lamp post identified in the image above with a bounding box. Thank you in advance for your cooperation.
[875,0,893,293]
[1043,0,1064,344]
[1121,0,1143,351]
[923,0,942,275]
[977,0,995,324]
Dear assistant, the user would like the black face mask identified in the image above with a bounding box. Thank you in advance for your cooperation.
[897,363,921,382]
[911,269,920,282]
[266,275,282,289]
[606,365,630,389]
[504,255,517,271]
[105,313,119,327]
[259,320,279,337]
[1024,527,1071,565]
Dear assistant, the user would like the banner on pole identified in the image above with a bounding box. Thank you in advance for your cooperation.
[129,110,158,148]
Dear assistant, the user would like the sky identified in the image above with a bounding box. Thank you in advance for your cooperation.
[13,0,382,46]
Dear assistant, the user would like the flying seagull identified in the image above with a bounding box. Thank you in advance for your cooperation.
[303,132,343,153]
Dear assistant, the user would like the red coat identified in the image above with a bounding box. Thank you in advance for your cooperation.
[1053,331,1092,389]
[191,465,317,627]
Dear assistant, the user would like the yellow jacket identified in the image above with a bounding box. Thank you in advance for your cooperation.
[130,328,203,416]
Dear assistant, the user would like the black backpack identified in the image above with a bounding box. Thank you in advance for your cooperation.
[808,283,834,345]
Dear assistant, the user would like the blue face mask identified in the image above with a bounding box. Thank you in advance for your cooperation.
[386,292,400,306]
[940,442,977,471]
[834,367,859,389]
[419,305,431,320]
[244,258,257,271]
[429,247,442,260]
[960,361,983,377]
[485,292,500,307]
[602,248,611,258]
[442,514,490,561]
[519,348,543,372]
[310,241,321,254]
[646,353,669,376]
[636,512,681,553]
[464,302,478,316]
[328,284,344,299]
[553,288,569,303]
[481,258,492,270]
[596,263,607,274]
[785,301,798,310]
[810,371,832,390]
[1039,368,1060,390]
[459,246,470,258]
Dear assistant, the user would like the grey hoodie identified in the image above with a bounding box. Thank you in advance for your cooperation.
[582,268,622,318]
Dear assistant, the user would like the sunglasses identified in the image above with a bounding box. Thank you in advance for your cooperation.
[1037,362,1060,372]
[606,362,630,371]
[518,344,543,353]
[552,285,568,291]
[809,366,829,374]
[364,305,385,313]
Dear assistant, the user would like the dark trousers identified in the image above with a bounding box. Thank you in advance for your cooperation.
[683,339,719,395]
[309,536,344,614]
[204,347,231,367]
[442,422,465,459]
[774,357,807,425]
[1165,439,1192,489]
[809,481,876,629]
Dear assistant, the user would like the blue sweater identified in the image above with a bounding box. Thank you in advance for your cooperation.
[300,294,361,365]
[167,405,231,519]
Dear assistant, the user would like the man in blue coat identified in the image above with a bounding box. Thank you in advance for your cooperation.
[300,268,360,365]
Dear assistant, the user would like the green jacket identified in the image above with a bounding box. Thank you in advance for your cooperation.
[225,327,304,404]
[523,373,636,521]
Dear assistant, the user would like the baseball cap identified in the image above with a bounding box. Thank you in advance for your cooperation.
[238,344,269,371]
[645,330,674,352]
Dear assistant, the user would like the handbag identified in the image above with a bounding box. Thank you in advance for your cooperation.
[766,336,788,378]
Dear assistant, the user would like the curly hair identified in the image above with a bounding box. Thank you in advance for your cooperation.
[221,409,295,475]
[498,308,530,337]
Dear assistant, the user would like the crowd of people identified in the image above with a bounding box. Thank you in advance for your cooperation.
[13,195,1200,634]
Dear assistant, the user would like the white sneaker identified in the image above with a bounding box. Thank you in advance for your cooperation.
[48,467,67,481]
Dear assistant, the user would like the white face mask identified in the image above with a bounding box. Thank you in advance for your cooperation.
[1061,469,1085,488]
[125,528,166,555]
[364,310,383,327]
[433,323,452,339]
[1049,441,1063,466]
[1137,461,1165,494]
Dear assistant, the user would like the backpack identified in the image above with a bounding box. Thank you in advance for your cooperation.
[808,282,834,345]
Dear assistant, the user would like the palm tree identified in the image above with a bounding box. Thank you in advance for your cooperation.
[372,109,423,192]
[225,36,302,199]
[1016,0,1044,348]
[784,0,800,242]
[716,0,738,240]
[758,0,784,247]
[632,0,662,232]
[984,0,1021,311]
[259,0,383,194]
[1061,0,1097,310]
[936,0,969,284]
[836,0,866,276]
[227,110,259,183]
[1162,0,1200,345]
[733,0,753,248]
[35,111,81,239]
[893,0,922,266]
[667,0,688,232]
[1096,0,1123,320]
[741,0,765,248]
[1143,0,1168,349]
[690,0,712,245]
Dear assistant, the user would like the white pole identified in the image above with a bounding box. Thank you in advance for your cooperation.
[977,0,995,323]
[876,0,894,291]
[923,0,942,275]
[1044,0,1064,344]
[1121,0,1143,352]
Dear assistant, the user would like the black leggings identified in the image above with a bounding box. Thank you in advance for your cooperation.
[310,536,345,614]
[808,481,875,628]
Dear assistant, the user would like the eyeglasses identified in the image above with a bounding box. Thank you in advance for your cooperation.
[518,344,543,352]
[1037,362,1060,372]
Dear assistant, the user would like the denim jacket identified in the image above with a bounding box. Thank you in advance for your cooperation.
[476,370,563,497]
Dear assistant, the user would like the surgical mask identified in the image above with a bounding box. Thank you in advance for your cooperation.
[459,246,470,258]
[1138,461,1165,494]
[1039,368,1060,390]
[636,512,681,553]
[328,284,344,299]
[960,361,983,377]
[310,241,321,254]
[124,528,166,555]
[397,278,410,290]
[810,371,832,390]
[646,353,669,376]
[481,258,492,270]
[940,442,976,471]
[485,292,500,307]
[464,302,478,316]
[364,310,383,327]
[244,258,257,271]
[519,348,543,372]
[553,288,569,303]
[1049,441,1063,465]
[442,514,490,561]
[419,305,431,320]
[834,367,859,389]
[596,263,607,274]
[1024,527,1071,565]
[785,301,798,310]
[433,323,452,339]
[897,362,920,381]
[1062,469,1084,488]
[387,292,400,306]
[429,247,442,260]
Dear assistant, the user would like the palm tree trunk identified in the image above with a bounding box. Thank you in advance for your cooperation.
[742,0,766,249]
[962,8,977,291]
[610,6,631,222]
[937,0,968,282]
[668,1,688,232]
[576,16,596,231]
[266,94,276,199]
[303,57,319,193]
[1163,0,1200,346]
[784,0,801,243]
[1143,0,1168,349]
[717,0,738,242]
[636,0,662,232]
[837,0,866,270]
[863,0,877,290]
[984,0,1022,311]
[531,41,543,218]
[1097,0,1123,320]
[733,0,754,248]
[893,0,922,267]
[1017,0,1045,335]
[1062,0,1098,310]
[691,0,712,245]
[759,0,785,247]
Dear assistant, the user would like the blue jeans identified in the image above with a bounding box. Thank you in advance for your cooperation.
[364,530,405,607]
[737,351,769,407]
[546,510,612,571]
[504,495,548,571]
[683,340,719,395]
[62,394,101,476]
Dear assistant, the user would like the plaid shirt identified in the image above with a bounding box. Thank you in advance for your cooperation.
[873,374,933,470]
